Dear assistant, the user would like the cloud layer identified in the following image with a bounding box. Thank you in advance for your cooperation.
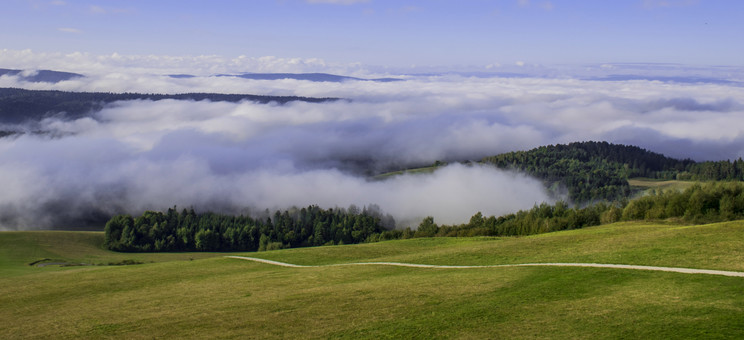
[2,55,744,229]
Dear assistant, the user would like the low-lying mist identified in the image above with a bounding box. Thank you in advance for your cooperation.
[2,58,744,230]
[0,100,555,229]
[2,160,554,229]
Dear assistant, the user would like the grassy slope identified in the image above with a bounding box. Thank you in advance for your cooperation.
[372,165,441,180]
[2,221,744,339]
[628,177,696,192]
[0,231,221,277]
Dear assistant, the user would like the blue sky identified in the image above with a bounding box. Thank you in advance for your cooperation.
[2,0,744,68]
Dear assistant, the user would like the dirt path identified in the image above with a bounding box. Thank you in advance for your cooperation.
[225,256,744,278]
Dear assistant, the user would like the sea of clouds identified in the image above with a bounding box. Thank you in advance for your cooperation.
[1,50,744,230]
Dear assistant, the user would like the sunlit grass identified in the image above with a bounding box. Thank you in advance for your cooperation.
[0,231,222,277]
[2,221,744,338]
[628,177,696,192]
[251,221,744,271]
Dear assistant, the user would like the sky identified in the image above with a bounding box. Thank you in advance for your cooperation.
[2,0,744,69]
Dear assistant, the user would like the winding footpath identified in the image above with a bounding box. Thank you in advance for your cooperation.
[225,256,744,278]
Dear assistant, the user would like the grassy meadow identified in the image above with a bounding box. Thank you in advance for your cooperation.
[628,177,696,193]
[372,165,442,180]
[2,221,744,339]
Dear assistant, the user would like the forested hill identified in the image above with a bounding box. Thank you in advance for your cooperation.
[483,141,744,203]
[0,87,339,124]
[0,68,83,83]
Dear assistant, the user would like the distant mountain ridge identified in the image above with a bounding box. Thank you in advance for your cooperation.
[588,74,742,86]
[171,72,404,83]
[5,67,738,86]
[0,68,83,83]
[0,67,404,83]
[0,87,339,125]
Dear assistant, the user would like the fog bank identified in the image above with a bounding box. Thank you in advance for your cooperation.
[2,56,744,229]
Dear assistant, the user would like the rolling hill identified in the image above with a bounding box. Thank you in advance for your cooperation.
[2,221,744,338]
[0,68,83,83]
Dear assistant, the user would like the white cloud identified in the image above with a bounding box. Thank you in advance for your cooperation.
[0,49,374,77]
[89,5,106,14]
[57,27,82,33]
[2,51,744,229]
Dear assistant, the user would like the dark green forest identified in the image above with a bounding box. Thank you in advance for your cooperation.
[103,141,744,253]
[106,182,744,252]
[0,87,338,124]
[378,182,744,241]
[105,205,390,252]
[483,141,744,202]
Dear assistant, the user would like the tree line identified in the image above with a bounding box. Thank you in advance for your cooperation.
[106,182,744,252]
[104,205,390,252]
[483,141,744,203]
[102,141,744,253]
[382,182,744,240]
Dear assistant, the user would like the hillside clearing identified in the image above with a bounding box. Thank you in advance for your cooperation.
[628,178,696,192]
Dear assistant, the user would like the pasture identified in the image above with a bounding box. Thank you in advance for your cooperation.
[2,221,744,339]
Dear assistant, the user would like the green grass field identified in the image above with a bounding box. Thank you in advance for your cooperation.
[628,177,696,192]
[372,165,442,180]
[2,221,744,339]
